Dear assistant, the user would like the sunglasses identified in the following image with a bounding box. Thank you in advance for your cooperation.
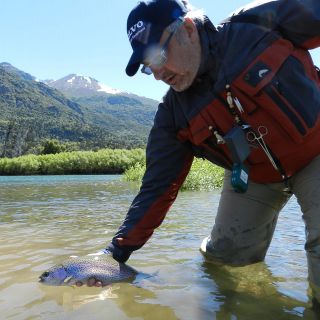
[141,17,184,75]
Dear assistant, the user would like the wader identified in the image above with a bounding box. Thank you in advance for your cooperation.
[200,155,320,303]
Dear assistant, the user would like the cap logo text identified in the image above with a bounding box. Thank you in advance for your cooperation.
[128,21,145,43]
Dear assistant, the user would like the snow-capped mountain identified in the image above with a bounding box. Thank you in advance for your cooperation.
[0,63,158,156]
[45,74,123,97]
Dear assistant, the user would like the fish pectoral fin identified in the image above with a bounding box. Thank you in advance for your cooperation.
[63,276,73,284]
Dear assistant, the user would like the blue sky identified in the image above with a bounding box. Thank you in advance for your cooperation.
[1,0,319,101]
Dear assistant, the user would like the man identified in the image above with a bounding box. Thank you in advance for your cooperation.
[87,0,320,306]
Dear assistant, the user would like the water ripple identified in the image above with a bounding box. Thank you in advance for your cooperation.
[0,175,317,319]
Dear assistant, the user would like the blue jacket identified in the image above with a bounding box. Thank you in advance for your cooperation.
[110,0,320,262]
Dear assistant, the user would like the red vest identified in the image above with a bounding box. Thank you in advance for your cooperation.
[178,39,320,183]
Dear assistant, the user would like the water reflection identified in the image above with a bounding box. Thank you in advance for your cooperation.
[39,283,179,320]
[201,262,317,319]
[0,175,319,319]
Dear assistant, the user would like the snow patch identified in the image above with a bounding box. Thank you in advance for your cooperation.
[67,76,76,83]
[84,76,92,84]
[98,83,121,94]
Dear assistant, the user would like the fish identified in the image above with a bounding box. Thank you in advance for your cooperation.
[39,254,137,286]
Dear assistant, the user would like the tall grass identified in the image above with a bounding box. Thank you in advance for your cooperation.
[0,149,224,190]
[0,149,145,175]
[123,158,224,191]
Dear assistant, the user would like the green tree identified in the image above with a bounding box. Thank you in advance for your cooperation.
[41,139,65,155]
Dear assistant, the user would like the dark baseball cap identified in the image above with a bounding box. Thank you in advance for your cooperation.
[125,0,188,77]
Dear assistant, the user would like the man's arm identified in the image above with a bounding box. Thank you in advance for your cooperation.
[109,101,194,263]
[232,0,320,49]
[276,0,320,49]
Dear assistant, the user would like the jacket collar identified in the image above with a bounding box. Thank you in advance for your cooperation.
[195,16,219,83]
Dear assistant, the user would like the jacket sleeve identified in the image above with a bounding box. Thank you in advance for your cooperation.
[111,100,194,258]
[234,0,320,49]
[276,0,320,49]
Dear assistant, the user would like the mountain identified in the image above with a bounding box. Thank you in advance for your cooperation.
[0,65,107,157]
[0,64,159,157]
[44,74,123,97]
[45,73,158,131]
[0,62,36,82]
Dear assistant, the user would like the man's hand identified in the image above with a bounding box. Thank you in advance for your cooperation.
[75,277,103,287]
[75,249,111,287]
[74,244,132,287]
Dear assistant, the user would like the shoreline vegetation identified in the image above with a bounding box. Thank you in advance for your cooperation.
[123,159,224,191]
[0,148,224,190]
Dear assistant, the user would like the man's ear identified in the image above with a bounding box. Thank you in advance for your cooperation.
[182,17,198,41]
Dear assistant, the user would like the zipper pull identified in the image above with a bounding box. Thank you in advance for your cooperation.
[209,126,225,144]
[226,85,235,109]
[225,84,243,123]
[214,131,225,144]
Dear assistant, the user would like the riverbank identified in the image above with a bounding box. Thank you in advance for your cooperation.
[0,149,145,175]
[0,149,224,190]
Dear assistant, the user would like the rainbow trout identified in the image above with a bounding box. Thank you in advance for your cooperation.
[39,254,137,286]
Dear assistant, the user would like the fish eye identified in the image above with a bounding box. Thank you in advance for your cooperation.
[42,272,50,278]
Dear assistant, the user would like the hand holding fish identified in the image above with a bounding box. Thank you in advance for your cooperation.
[39,252,137,287]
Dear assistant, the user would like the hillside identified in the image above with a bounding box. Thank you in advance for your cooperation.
[46,74,157,129]
[0,64,158,157]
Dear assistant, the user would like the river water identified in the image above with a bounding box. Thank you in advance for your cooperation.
[0,175,318,319]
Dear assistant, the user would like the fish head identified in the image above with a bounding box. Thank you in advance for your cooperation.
[39,264,69,286]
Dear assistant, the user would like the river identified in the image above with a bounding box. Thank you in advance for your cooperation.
[0,175,318,319]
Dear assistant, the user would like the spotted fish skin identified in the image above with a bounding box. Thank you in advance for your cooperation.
[39,254,137,286]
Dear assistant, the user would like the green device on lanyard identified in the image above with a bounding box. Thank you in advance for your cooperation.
[224,126,250,193]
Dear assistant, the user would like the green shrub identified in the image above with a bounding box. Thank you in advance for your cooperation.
[0,148,145,175]
[182,158,224,190]
[123,158,224,191]
[0,149,224,191]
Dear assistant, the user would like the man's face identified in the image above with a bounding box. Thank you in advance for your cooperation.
[145,18,202,92]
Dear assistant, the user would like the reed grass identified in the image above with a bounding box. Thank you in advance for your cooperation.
[123,158,224,191]
[0,149,224,190]
[0,148,145,175]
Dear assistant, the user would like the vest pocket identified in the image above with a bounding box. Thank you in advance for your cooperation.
[232,54,320,144]
[230,38,320,145]
[264,83,306,135]
[231,83,306,144]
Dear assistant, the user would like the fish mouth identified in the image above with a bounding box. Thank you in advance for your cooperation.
[39,271,50,283]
